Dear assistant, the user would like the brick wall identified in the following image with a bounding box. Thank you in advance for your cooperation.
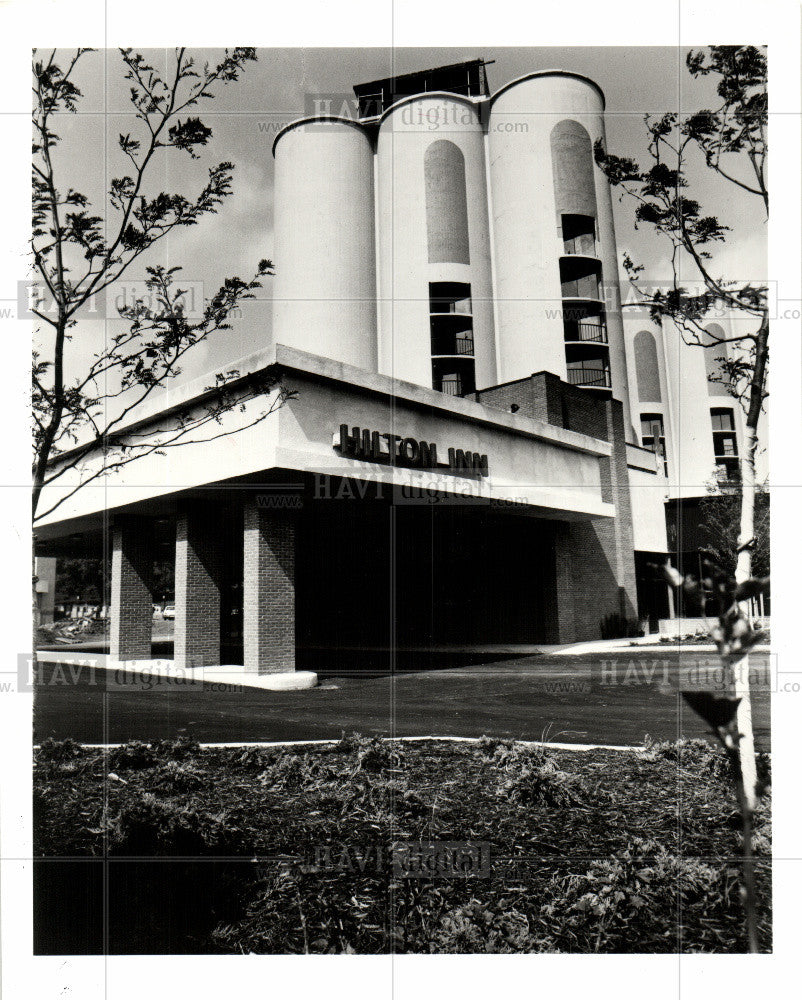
[478,373,564,425]
[243,500,296,673]
[478,372,639,642]
[110,518,154,661]
[174,505,224,669]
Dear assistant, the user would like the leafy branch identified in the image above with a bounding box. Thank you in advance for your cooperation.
[31,47,275,523]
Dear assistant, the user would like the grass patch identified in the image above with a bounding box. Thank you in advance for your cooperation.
[34,734,771,954]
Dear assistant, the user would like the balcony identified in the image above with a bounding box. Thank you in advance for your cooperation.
[561,214,597,257]
[431,332,474,357]
[559,256,603,307]
[429,281,472,315]
[564,318,608,344]
[430,313,474,358]
[561,277,602,300]
[562,238,597,257]
[432,356,475,398]
[566,365,612,390]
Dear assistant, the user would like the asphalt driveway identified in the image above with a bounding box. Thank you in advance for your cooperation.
[33,649,771,749]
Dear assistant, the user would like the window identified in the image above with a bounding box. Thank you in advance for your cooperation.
[711,408,739,480]
[640,413,668,476]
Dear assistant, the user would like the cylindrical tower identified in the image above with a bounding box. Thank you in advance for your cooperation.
[488,71,634,438]
[376,94,496,395]
[272,118,377,371]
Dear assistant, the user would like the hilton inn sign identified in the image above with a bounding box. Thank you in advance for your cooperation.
[36,61,670,677]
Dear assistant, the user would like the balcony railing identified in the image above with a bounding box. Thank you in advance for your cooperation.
[564,319,608,344]
[566,366,612,389]
[439,375,463,396]
[431,333,474,356]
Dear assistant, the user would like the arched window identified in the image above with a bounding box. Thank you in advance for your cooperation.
[424,140,470,264]
[704,324,730,397]
[633,329,661,402]
[550,120,598,219]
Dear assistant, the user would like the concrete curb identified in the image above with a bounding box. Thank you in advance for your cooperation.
[36,652,318,692]
[550,639,770,656]
[64,735,645,753]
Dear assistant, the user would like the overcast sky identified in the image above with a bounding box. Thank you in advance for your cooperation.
[44,45,767,395]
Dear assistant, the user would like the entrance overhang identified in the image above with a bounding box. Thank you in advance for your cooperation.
[35,343,616,545]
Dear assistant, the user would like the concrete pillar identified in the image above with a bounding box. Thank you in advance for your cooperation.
[243,500,296,673]
[174,506,223,669]
[110,518,153,661]
[601,397,639,623]
[34,556,57,625]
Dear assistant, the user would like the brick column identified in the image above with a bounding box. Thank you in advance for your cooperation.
[552,522,577,643]
[243,500,296,674]
[110,518,153,661]
[174,506,223,669]
[528,371,566,426]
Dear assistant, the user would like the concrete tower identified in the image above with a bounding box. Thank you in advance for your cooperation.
[487,71,634,439]
[376,94,496,394]
[272,118,378,371]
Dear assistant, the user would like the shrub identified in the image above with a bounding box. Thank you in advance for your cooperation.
[335,733,404,773]
[107,792,245,856]
[151,760,207,794]
[541,837,742,952]
[36,737,84,765]
[600,612,643,640]
[501,758,592,808]
[150,736,201,761]
[258,751,324,792]
[107,741,158,771]
[213,868,388,954]
[432,899,544,954]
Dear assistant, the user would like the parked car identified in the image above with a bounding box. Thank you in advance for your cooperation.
[162,604,176,619]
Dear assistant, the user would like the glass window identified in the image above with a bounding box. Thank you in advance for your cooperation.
[640,413,668,476]
[711,408,739,480]
[711,409,735,432]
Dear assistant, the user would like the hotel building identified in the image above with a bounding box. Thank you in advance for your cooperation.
[34,59,768,674]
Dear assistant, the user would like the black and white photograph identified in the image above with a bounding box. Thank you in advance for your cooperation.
[1,1,801,997]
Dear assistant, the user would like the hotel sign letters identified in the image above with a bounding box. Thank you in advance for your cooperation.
[334,424,489,477]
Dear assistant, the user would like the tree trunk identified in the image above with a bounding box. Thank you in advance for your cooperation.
[733,419,759,811]
[32,536,40,690]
